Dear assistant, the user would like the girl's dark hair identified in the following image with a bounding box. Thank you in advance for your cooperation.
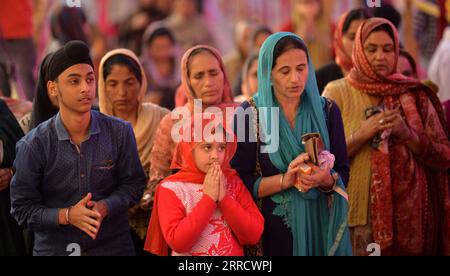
[272,36,309,69]
[146,27,176,46]
[103,54,142,85]
[368,23,396,43]
[342,8,372,34]
[186,48,217,77]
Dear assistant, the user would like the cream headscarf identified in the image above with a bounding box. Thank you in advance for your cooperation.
[98,49,169,174]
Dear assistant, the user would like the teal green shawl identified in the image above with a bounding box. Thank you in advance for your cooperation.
[253,32,352,256]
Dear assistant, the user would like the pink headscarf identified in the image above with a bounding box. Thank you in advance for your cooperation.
[176,45,235,110]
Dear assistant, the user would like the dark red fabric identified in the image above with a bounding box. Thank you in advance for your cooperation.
[348,18,450,254]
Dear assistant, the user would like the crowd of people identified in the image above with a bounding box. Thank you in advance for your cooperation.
[1,0,449,256]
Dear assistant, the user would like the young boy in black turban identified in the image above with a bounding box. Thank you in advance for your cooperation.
[10,41,147,256]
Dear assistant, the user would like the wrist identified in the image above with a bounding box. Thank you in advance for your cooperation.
[218,194,228,204]
[398,128,414,143]
[356,128,371,143]
[59,208,70,225]
[280,173,288,191]
[66,206,72,225]
[322,173,335,187]
[218,190,226,202]
[8,168,13,178]
[97,201,109,218]
[319,173,337,193]
[204,192,217,203]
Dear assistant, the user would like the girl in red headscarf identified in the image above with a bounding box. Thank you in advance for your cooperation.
[324,17,450,256]
[144,114,263,256]
[140,45,239,211]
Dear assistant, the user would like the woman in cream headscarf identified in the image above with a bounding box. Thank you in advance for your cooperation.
[98,48,169,254]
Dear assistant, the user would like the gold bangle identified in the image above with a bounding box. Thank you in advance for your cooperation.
[279,173,285,191]
[65,207,72,225]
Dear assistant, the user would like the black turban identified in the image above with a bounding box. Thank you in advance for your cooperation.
[46,40,93,82]
[30,40,93,129]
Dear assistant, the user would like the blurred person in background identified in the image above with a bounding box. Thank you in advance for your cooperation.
[280,0,333,69]
[0,100,27,256]
[140,22,181,110]
[316,8,372,94]
[48,4,108,82]
[429,22,450,132]
[429,22,450,103]
[47,5,89,52]
[164,0,216,52]
[372,2,402,30]
[0,0,37,101]
[224,20,257,94]
[119,0,170,56]
[234,52,258,103]
[231,25,272,97]
[398,49,418,78]
[250,26,273,53]
[414,0,440,69]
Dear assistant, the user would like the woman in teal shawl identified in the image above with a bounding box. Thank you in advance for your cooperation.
[231,32,352,256]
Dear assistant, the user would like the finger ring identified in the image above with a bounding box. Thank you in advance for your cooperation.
[298,187,303,192]
[379,119,384,125]
[142,194,151,201]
